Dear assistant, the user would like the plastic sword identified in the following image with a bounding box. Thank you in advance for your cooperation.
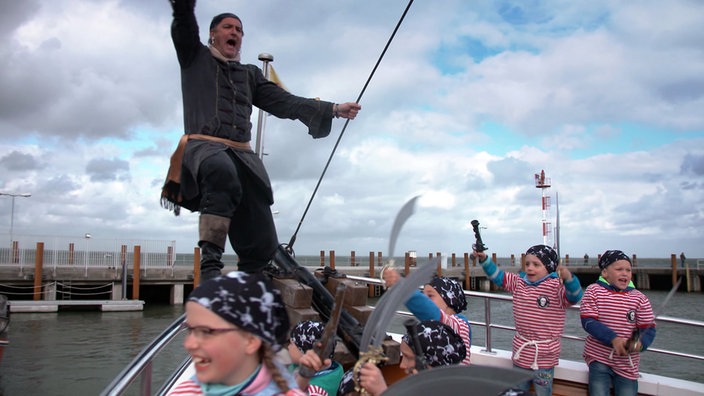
[354,257,436,392]
[626,277,682,352]
[380,195,419,284]
[388,195,419,260]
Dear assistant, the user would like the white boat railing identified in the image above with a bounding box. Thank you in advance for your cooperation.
[100,275,704,395]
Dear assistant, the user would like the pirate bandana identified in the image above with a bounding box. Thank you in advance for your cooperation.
[525,244,559,273]
[428,276,467,313]
[337,369,356,396]
[598,250,631,270]
[209,12,242,31]
[401,320,466,367]
[188,271,290,349]
[290,320,336,358]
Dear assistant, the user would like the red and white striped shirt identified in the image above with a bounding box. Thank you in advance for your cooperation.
[503,273,573,369]
[439,310,472,365]
[580,283,655,380]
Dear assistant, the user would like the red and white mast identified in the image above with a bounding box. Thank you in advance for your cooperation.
[534,170,552,246]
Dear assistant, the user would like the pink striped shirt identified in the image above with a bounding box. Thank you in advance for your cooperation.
[439,310,472,365]
[503,273,573,369]
[580,283,655,380]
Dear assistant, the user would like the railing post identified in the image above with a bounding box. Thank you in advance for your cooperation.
[350,250,356,267]
[436,252,442,277]
[330,250,336,269]
[121,245,128,299]
[69,242,75,265]
[193,246,200,287]
[133,245,141,300]
[12,240,19,264]
[464,252,470,290]
[167,245,174,267]
[368,251,375,298]
[33,242,44,301]
[319,250,325,267]
[483,297,494,354]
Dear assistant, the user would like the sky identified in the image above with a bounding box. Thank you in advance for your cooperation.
[1,0,703,260]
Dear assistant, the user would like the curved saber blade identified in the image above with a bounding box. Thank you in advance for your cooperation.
[656,277,682,318]
[388,195,419,258]
[360,257,437,351]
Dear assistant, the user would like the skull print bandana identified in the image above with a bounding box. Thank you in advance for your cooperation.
[290,320,336,358]
[428,276,468,313]
[337,369,356,396]
[525,244,559,273]
[188,271,290,350]
[401,320,466,367]
[598,249,631,270]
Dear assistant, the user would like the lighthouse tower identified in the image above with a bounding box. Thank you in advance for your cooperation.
[534,170,552,246]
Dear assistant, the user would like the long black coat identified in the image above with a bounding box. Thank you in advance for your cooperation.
[171,0,334,211]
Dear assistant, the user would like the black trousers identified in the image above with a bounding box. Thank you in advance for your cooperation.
[198,150,279,272]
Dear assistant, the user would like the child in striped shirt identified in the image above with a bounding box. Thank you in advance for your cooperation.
[476,244,583,396]
[382,268,472,365]
[580,250,656,396]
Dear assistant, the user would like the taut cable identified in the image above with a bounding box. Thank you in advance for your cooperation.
[287,0,415,250]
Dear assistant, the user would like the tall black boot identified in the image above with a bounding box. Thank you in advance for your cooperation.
[198,214,230,281]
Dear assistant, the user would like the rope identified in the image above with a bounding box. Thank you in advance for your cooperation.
[287,0,415,250]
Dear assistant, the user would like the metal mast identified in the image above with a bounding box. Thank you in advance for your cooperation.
[534,170,552,246]
[254,53,274,159]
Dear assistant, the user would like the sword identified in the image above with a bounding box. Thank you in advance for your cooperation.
[381,195,419,284]
[388,195,419,260]
[626,277,682,352]
[354,257,436,392]
[360,257,436,350]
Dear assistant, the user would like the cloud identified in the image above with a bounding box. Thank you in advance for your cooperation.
[0,0,702,260]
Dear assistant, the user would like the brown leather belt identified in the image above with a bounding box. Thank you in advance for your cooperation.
[161,134,252,205]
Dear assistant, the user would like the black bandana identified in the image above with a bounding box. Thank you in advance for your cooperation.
[598,250,631,270]
[209,12,242,31]
[290,320,336,358]
[428,276,467,313]
[337,369,356,396]
[188,271,290,350]
[401,320,466,367]
[525,244,558,273]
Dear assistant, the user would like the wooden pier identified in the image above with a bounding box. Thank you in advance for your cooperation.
[0,245,701,312]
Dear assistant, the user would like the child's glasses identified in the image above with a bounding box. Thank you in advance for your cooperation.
[180,323,242,339]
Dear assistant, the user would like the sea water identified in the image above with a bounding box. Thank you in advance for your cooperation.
[0,290,702,395]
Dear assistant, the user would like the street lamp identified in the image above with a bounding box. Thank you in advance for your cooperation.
[0,192,32,243]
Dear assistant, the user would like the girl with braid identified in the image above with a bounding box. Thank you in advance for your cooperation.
[168,271,304,396]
